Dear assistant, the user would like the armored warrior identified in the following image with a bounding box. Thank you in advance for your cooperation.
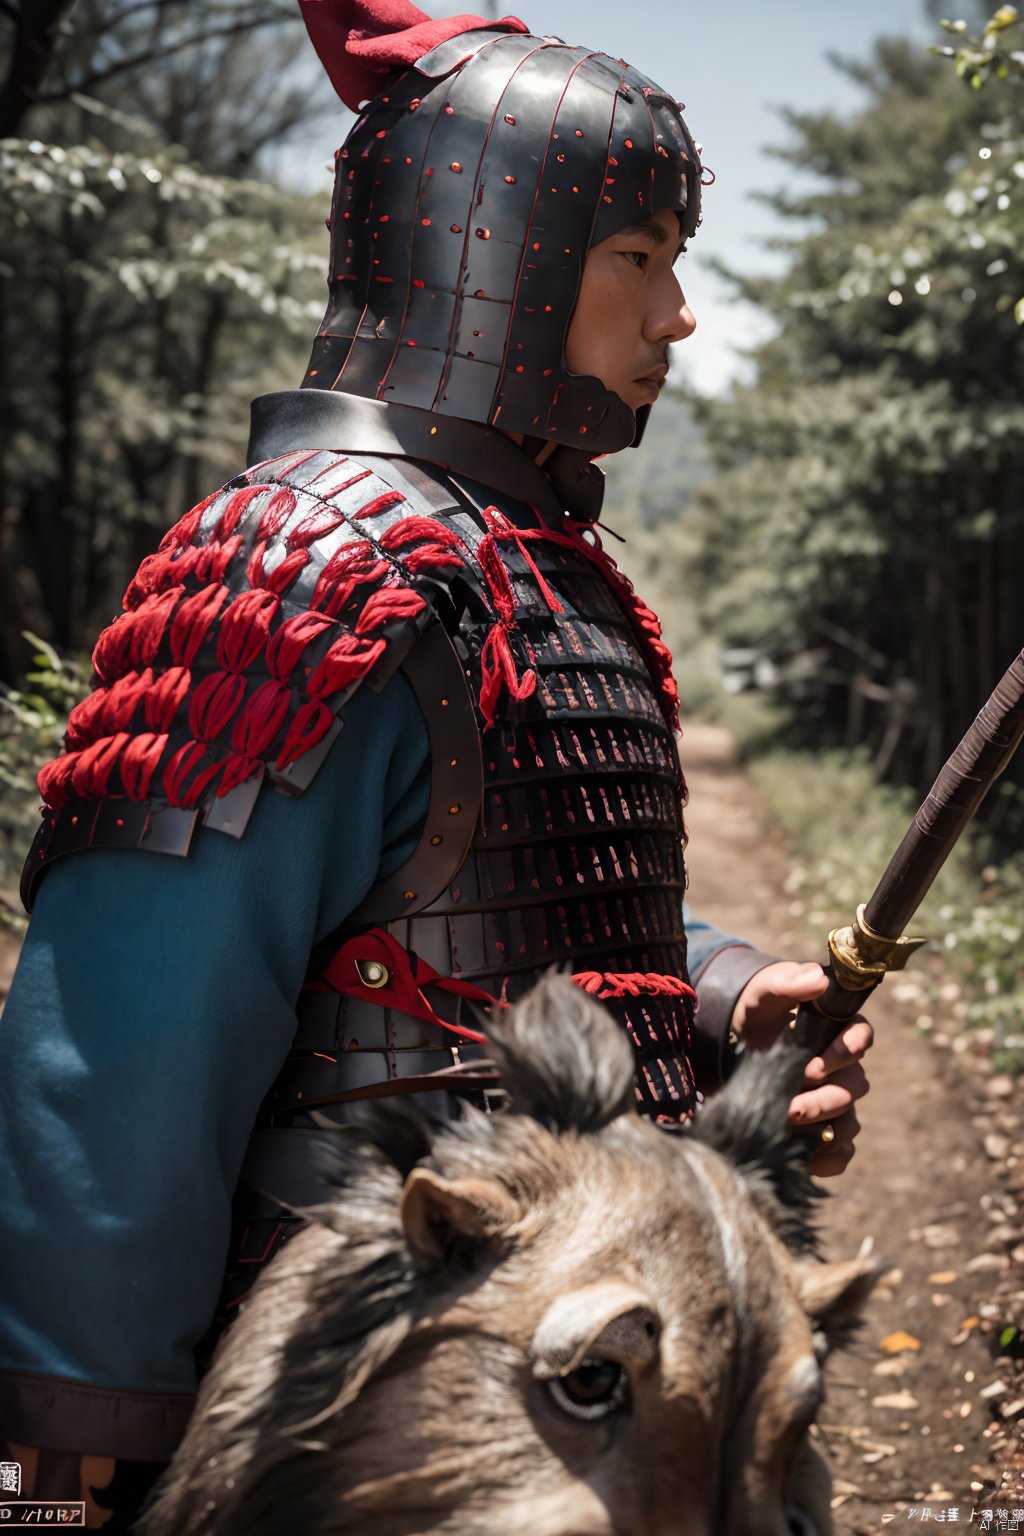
[0,0,872,1523]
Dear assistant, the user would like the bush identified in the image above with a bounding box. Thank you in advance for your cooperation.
[0,638,89,930]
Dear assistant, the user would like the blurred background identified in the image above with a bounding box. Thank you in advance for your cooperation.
[0,1,1021,1062]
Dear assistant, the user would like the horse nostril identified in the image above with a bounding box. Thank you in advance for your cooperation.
[787,1509,819,1536]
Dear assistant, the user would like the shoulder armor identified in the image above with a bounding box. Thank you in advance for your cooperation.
[22,449,471,908]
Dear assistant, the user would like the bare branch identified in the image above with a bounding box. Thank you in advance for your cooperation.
[38,9,297,105]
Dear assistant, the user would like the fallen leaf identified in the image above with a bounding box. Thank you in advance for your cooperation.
[966,1252,1010,1273]
[1000,1398,1024,1418]
[959,1315,981,1330]
[872,1391,920,1410]
[927,1270,959,1284]
[880,1330,921,1354]
[872,1359,908,1377]
[921,1223,960,1249]
[979,1380,1008,1399]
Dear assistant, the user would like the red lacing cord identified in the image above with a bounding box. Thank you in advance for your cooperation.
[573,971,697,1003]
[475,510,680,736]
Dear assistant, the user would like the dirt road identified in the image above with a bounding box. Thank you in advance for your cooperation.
[684,721,1023,1531]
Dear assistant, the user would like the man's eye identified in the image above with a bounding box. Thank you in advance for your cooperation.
[624,250,647,269]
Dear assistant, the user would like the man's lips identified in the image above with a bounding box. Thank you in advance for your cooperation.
[634,363,669,387]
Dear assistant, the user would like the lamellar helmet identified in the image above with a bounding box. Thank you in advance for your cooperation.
[299,0,704,456]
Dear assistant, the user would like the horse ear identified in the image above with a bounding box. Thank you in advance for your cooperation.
[796,1240,880,1356]
[400,1167,519,1266]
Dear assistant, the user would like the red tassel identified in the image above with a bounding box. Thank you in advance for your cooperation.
[265,611,337,683]
[353,489,405,522]
[128,588,182,670]
[120,731,167,801]
[231,679,292,758]
[478,622,536,729]
[168,584,230,667]
[157,492,216,553]
[214,484,267,541]
[379,515,461,553]
[307,633,386,699]
[216,589,280,673]
[103,668,154,733]
[92,616,135,684]
[354,585,425,634]
[162,739,227,808]
[276,698,335,770]
[258,486,298,540]
[188,670,247,741]
[38,753,78,809]
[194,533,243,586]
[124,545,201,609]
[71,733,129,799]
[144,665,192,731]
[217,752,263,797]
[573,971,696,1003]
[263,547,312,596]
[286,507,348,549]
[65,687,109,750]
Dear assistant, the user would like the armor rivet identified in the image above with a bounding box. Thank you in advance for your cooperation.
[450,224,462,233]
[504,175,516,184]
[450,161,462,172]
[403,889,416,901]
[476,227,491,240]
[504,113,516,125]
[441,696,449,706]
[448,803,461,815]
[449,757,458,766]
[357,959,390,989]
[430,426,438,435]
[431,835,443,846]
[624,138,634,149]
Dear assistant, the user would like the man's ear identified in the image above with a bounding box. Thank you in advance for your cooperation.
[400,1168,520,1267]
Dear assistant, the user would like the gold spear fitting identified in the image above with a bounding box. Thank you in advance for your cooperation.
[825,903,929,994]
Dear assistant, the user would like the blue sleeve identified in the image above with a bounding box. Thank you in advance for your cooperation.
[683,903,749,974]
[0,670,430,1394]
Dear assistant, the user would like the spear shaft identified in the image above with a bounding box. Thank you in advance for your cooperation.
[796,646,1024,1050]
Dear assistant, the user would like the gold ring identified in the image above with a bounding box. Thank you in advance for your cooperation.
[820,1123,836,1145]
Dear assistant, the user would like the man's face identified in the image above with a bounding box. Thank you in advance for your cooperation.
[564,207,696,415]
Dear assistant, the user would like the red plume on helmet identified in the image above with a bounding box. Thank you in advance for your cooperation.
[298,0,529,109]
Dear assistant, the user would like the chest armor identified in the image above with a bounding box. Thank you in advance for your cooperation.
[251,472,695,1208]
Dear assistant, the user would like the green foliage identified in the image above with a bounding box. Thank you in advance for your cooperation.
[0,638,89,929]
[0,1,334,678]
[681,32,1024,816]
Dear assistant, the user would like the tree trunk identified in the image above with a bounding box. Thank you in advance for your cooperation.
[0,0,80,138]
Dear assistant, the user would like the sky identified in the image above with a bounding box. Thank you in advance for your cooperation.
[282,0,942,393]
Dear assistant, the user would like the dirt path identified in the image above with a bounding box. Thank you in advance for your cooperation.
[684,722,1023,1531]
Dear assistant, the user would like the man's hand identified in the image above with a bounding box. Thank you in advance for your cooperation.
[732,960,873,1178]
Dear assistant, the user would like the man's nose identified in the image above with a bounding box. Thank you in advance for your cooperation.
[648,278,697,345]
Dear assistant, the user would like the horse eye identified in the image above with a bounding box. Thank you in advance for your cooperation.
[546,1358,630,1422]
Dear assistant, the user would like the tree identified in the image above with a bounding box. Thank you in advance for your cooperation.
[0,0,337,676]
[681,31,1024,805]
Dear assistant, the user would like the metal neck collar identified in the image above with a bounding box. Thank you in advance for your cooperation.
[247,391,605,524]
